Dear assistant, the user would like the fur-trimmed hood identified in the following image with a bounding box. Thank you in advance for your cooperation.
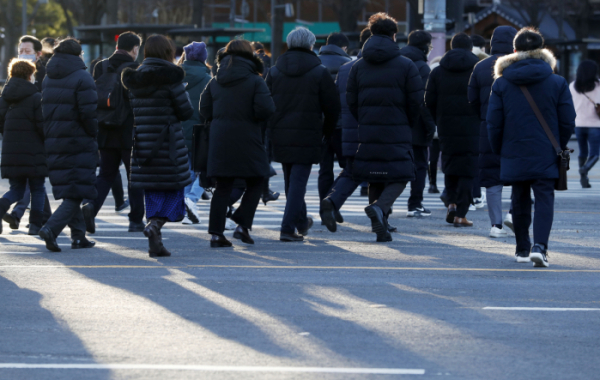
[494,48,556,84]
[215,51,264,85]
[122,58,186,91]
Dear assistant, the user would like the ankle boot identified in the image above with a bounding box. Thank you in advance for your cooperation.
[579,157,591,188]
[143,218,171,257]
[28,210,44,235]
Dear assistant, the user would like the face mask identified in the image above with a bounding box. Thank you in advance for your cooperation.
[18,54,37,62]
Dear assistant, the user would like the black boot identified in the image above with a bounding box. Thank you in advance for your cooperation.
[579,157,591,188]
[144,218,171,257]
[39,226,61,252]
[3,212,20,230]
[0,198,12,235]
[28,210,44,235]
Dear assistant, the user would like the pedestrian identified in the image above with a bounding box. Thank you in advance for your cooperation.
[39,37,55,67]
[251,42,271,76]
[267,27,340,242]
[569,60,600,188]
[38,38,98,252]
[468,25,518,238]
[487,27,575,267]
[200,39,275,247]
[121,34,194,257]
[177,41,212,224]
[471,34,489,61]
[399,30,436,218]
[0,59,47,235]
[425,32,480,227]
[81,31,146,234]
[18,35,45,91]
[347,13,424,242]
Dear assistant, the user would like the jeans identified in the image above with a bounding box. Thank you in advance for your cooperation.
[45,198,87,240]
[281,163,312,234]
[368,182,407,215]
[575,127,600,158]
[10,180,53,221]
[184,151,205,203]
[511,179,555,251]
[208,177,263,235]
[318,129,345,201]
[326,157,361,211]
[445,175,474,218]
[486,185,503,226]
[2,177,46,213]
[408,145,428,209]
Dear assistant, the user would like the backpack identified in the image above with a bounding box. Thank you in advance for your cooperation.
[95,59,130,129]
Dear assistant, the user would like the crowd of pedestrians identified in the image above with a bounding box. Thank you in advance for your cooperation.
[0,14,582,267]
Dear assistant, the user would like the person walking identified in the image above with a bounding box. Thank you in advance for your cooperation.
[425,33,480,227]
[121,34,194,257]
[38,38,98,252]
[468,26,518,238]
[347,13,424,242]
[569,60,600,188]
[0,59,47,235]
[267,27,340,242]
[200,40,275,247]
[487,27,575,266]
[81,31,146,234]
[251,42,271,76]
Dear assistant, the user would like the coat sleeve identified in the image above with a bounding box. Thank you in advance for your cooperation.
[346,63,359,121]
[199,80,214,123]
[253,77,276,122]
[33,93,44,139]
[424,67,439,122]
[486,80,505,154]
[0,98,8,134]
[170,82,194,122]
[556,79,576,149]
[405,61,425,129]
[76,72,99,137]
[319,68,341,139]
[468,68,482,119]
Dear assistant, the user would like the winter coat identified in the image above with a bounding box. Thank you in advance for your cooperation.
[318,44,352,80]
[200,52,275,178]
[266,48,340,164]
[34,60,46,92]
[425,48,480,177]
[337,57,359,157]
[468,26,517,187]
[347,35,424,183]
[42,53,98,200]
[0,77,47,178]
[122,58,194,191]
[93,51,139,150]
[256,51,271,76]
[181,60,212,150]
[487,49,576,183]
[399,45,436,147]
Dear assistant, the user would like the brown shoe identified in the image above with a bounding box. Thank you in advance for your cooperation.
[446,204,457,224]
[453,217,473,227]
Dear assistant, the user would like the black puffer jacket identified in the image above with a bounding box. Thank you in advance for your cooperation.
[425,48,480,177]
[200,52,275,178]
[122,58,193,191]
[347,35,424,183]
[266,48,340,164]
[42,53,98,200]
[318,44,352,80]
[0,77,47,178]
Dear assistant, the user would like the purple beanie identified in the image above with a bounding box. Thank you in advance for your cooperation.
[184,41,208,63]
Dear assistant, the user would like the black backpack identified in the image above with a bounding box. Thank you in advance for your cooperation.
[95,59,130,130]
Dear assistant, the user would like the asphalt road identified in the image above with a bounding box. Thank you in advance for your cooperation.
[0,161,599,380]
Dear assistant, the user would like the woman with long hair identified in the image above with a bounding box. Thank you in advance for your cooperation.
[570,59,600,188]
[200,39,275,247]
[122,34,193,256]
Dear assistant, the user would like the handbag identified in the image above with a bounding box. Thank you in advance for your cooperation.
[192,122,210,173]
[519,85,571,191]
[583,93,600,118]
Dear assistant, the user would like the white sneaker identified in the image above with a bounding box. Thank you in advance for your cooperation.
[225,218,236,230]
[503,212,514,233]
[182,216,194,225]
[184,197,201,224]
[473,197,485,209]
[469,204,477,211]
[489,226,508,238]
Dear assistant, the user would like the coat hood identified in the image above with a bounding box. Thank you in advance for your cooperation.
[490,26,518,55]
[122,58,186,92]
[494,48,556,85]
[319,44,350,58]
[439,48,479,72]
[275,48,321,77]
[182,60,211,88]
[0,77,39,103]
[399,45,428,63]
[216,51,263,85]
[45,53,87,80]
[361,35,401,64]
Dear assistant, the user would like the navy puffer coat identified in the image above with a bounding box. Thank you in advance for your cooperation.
[337,56,359,157]
[347,35,424,183]
[318,44,352,80]
[42,53,98,200]
[487,49,576,183]
[181,60,212,150]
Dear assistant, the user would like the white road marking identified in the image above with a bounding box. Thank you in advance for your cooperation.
[483,307,600,311]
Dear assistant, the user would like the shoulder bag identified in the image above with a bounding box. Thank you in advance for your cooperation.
[583,93,600,118]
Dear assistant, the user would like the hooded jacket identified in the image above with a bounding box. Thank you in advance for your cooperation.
[266,48,340,164]
[42,52,98,200]
[200,52,275,178]
[181,59,212,150]
[122,58,194,191]
[468,26,517,187]
[318,44,352,80]
[425,48,480,177]
[0,77,47,178]
[487,49,576,182]
[347,35,424,183]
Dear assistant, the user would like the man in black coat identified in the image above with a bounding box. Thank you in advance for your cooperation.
[399,30,436,218]
[266,27,341,242]
[81,32,145,234]
[425,33,480,227]
[347,13,424,242]
[38,38,99,252]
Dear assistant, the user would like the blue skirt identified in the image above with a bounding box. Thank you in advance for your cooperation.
[145,189,185,222]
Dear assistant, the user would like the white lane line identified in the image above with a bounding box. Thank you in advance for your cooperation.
[483,307,600,311]
[0,363,425,374]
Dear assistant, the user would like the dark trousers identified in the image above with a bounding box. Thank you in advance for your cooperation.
[369,182,407,215]
[512,179,555,251]
[326,157,361,211]
[209,177,263,235]
[408,145,428,209]
[45,198,86,240]
[87,149,144,223]
[111,173,124,206]
[445,175,474,218]
[472,175,482,199]
[428,139,441,185]
[318,129,345,201]
[281,163,312,234]
[10,181,53,222]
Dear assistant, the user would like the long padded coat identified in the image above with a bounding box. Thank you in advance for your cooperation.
[122,58,194,191]
[0,77,47,178]
[425,48,480,178]
[337,56,360,157]
[181,60,212,150]
[42,53,98,200]
[266,48,340,164]
[200,52,275,178]
[347,34,424,183]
